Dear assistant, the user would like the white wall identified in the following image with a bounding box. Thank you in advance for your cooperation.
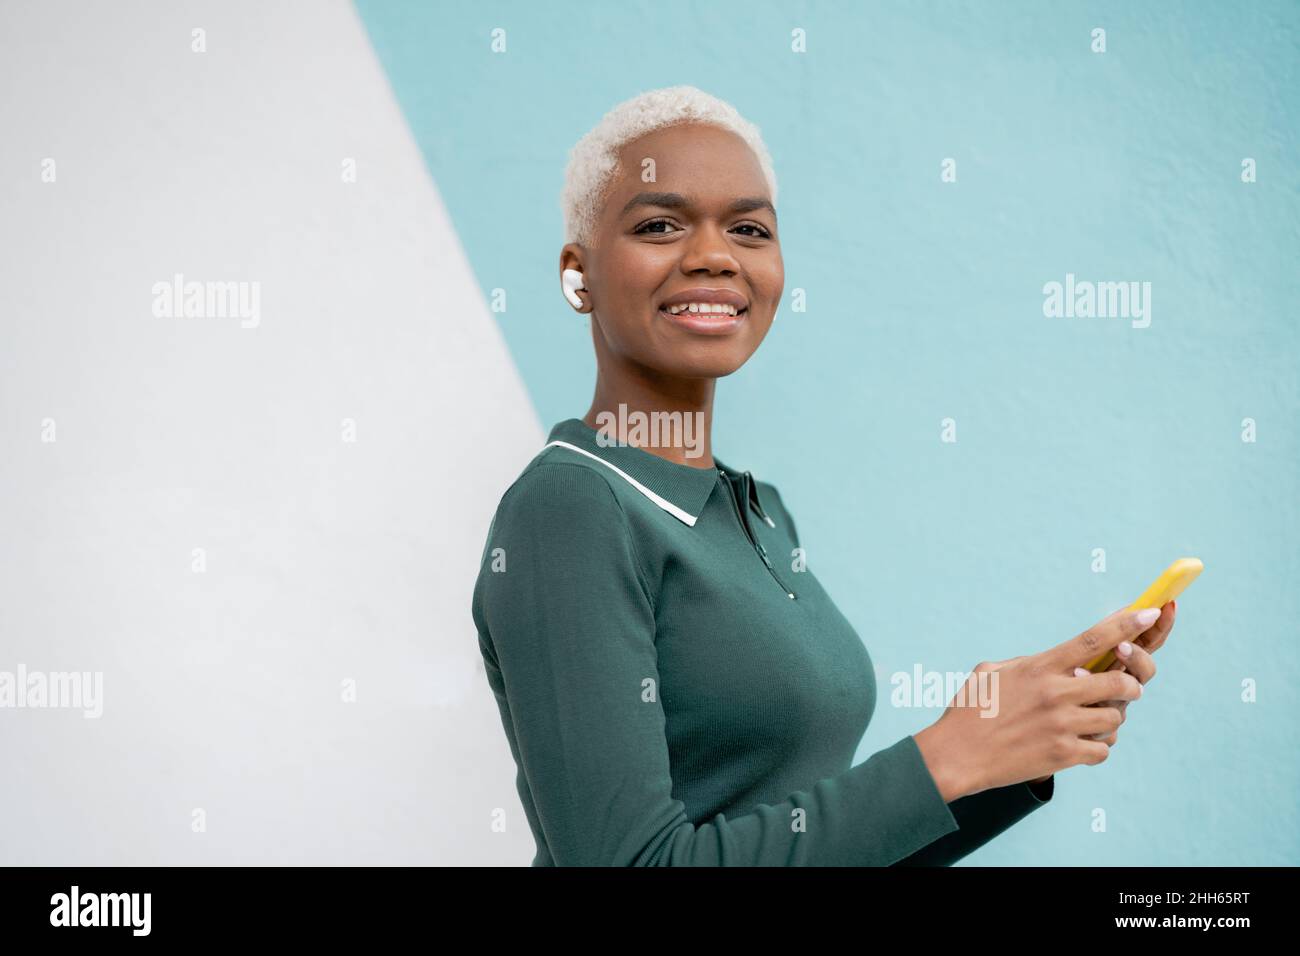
[0,0,540,864]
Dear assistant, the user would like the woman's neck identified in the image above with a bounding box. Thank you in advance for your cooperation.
[583,374,716,468]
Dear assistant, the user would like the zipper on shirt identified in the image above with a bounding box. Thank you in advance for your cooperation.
[746,475,777,528]
[720,468,796,600]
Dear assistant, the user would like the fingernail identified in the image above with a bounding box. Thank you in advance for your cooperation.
[1074,667,1089,677]
[1117,641,1133,659]
[1134,607,1160,627]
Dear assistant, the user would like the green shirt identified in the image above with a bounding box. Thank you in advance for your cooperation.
[472,417,1053,866]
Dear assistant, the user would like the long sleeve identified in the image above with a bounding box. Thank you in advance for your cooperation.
[478,462,965,866]
[891,775,1055,866]
[760,484,1055,867]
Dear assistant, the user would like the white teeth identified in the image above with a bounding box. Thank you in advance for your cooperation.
[664,302,739,316]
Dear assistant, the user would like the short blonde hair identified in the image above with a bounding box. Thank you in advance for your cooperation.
[560,85,778,248]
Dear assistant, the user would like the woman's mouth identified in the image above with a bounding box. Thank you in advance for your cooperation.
[657,302,748,335]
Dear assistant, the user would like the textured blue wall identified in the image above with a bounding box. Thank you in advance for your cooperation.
[355,0,1299,864]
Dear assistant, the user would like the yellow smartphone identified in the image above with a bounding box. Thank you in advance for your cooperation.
[1085,557,1203,673]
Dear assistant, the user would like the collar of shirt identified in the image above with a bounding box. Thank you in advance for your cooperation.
[542,417,768,528]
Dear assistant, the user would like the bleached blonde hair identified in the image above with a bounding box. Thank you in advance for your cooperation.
[560,85,778,249]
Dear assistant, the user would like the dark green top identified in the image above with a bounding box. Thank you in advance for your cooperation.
[471,417,1053,866]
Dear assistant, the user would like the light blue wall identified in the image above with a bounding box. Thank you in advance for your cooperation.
[355,0,1300,864]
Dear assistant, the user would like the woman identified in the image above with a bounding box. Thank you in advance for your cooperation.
[470,85,1175,866]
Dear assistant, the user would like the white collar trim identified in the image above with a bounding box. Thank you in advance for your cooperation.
[541,440,698,527]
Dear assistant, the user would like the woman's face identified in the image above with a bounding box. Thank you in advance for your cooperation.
[564,122,784,380]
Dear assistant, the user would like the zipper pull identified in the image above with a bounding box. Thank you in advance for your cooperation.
[744,472,777,527]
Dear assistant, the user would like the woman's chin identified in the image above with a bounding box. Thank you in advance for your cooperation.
[636,326,765,379]
[655,353,753,380]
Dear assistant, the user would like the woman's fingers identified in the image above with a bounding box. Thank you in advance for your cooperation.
[1050,607,1162,672]
[1134,600,1176,654]
[1067,667,1142,706]
[1042,601,1176,748]
[1074,666,1129,742]
[1095,602,1166,706]
[1111,640,1157,684]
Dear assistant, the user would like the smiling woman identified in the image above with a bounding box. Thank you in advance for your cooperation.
[470,85,1076,867]
[558,102,783,382]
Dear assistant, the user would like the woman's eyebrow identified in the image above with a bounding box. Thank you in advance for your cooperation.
[619,191,776,220]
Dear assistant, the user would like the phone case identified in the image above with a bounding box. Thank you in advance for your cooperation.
[1085,557,1203,673]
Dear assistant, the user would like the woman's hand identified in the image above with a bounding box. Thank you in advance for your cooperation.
[1071,599,1176,749]
[914,606,1161,801]
[1022,599,1176,782]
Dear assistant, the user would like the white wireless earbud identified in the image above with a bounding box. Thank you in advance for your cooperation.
[562,268,587,308]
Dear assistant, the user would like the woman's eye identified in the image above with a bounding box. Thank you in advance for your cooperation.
[636,219,772,239]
